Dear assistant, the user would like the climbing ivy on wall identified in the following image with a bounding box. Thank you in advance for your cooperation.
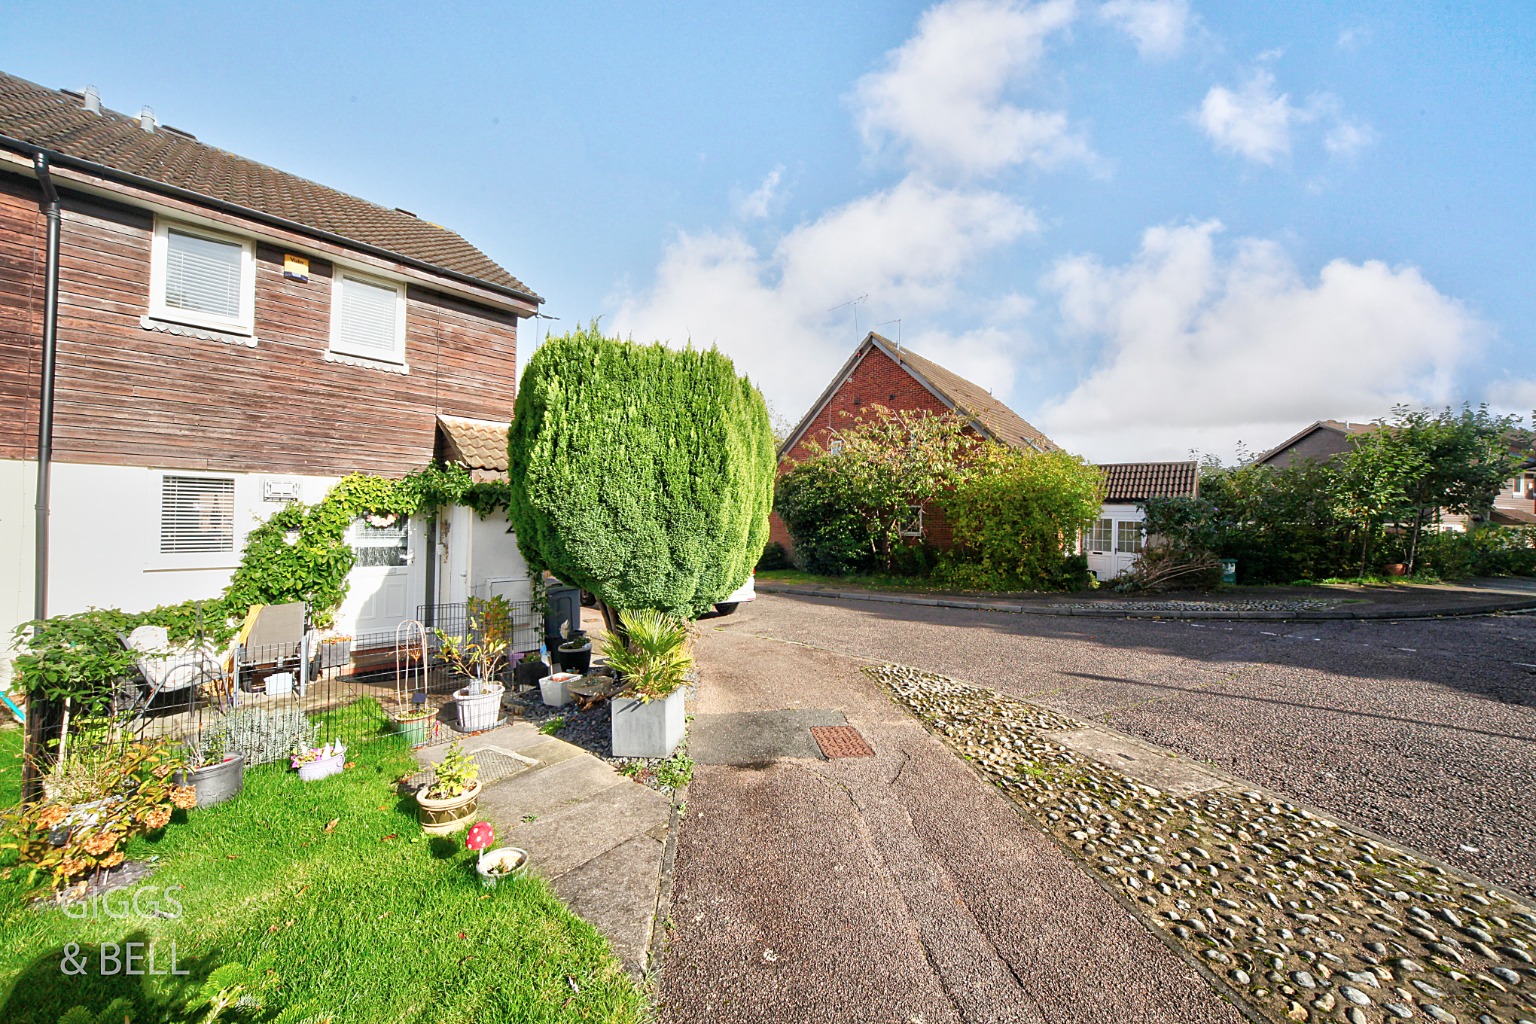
[10,462,511,704]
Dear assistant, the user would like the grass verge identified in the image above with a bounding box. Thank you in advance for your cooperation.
[0,703,647,1023]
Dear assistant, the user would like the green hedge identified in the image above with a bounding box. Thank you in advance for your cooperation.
[507,324,775,618]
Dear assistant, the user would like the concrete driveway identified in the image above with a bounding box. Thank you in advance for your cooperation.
[657,621,1244,1024]
[713,594,1536,898]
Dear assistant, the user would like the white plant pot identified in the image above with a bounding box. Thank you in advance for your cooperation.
[476,847,530,887]
[453,684,505,733]
[610,688,685,759]
[540,672,580,707]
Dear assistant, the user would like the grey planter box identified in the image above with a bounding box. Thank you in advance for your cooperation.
[610,689,685,758]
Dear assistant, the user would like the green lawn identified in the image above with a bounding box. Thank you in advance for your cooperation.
[0,707,647,1023]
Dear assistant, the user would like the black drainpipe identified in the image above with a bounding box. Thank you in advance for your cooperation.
[32,151,60,622]
[22,152,62,802]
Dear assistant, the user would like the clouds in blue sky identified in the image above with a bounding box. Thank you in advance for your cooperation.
[614,0,1518,460]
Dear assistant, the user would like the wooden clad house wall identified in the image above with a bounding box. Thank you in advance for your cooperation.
[0,174,42,460]
[33,186,517,477]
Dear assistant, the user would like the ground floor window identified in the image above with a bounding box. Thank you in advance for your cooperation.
[160,475,235,554]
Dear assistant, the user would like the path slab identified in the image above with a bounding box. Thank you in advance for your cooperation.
[1050,727,1225,796]
[413,720,669,978]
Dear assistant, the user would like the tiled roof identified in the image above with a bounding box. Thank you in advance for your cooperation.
[437,415,509,475]
[0,71,537,301]
[1097,461,1200,503]
[1492,506,1536,527]
[867,334,1060,452]
[1255,419,1378,466]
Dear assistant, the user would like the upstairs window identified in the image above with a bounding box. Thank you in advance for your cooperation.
[160,475,235,554]
[330,270,406,363]
[149,220,255,333]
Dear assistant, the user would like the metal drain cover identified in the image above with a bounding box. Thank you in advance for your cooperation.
[409,747,536,790]
[811,725,874,759]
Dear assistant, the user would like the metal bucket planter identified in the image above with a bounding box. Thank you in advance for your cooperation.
[173,755,244,808]
[416,781,481,835]
[394,708,435,747]
[476,847,530,888]
[453,685,504,733]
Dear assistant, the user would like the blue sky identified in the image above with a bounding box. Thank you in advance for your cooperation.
[3,1,1532,460]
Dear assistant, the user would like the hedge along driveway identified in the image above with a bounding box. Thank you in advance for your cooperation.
[0,713,646,1023]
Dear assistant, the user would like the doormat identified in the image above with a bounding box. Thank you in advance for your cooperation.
[810,725,874,759]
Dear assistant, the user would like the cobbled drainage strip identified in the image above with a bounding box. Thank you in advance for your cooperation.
[868,664,1536,1024]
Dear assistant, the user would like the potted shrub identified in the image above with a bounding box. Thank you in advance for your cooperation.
[435,596,513,733]
[602,609,692,758]
[291,740,346,782]
[466,820,529,888]
[393,700,436,747]
[416,741,481,834]
[175,733,244,809]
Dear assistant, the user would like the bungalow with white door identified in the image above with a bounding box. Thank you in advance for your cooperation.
[1086,461,1200,582]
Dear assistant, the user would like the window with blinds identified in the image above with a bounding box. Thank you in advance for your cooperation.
[160,476,236,554]
[150,220,253,332]
[331,272,404,361]
[164,229,242,318]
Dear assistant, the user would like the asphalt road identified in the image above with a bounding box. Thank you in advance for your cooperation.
[716,593,1536,898]
[659,625,1244,1024]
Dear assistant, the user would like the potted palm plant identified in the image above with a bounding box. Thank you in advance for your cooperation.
[415,741,481,834]
[434,595,514,733]
[602,609,692,758]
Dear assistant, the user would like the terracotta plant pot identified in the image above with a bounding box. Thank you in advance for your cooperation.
[1383,563,1408,577]
[415,780,481,835]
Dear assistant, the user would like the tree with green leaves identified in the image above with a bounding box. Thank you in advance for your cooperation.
[1334,405,1523,574]
[506,323,775,622]
[775,405,974,573]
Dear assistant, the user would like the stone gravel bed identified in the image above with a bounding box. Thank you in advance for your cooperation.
[1047,599,1346,613]
[507,679,694,797]
[870,663,1536,1024]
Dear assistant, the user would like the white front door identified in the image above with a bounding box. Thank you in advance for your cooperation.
[338,515,425,638]
[1086,516,1116,581]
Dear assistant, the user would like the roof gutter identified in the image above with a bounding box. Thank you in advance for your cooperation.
[0,135,544,311]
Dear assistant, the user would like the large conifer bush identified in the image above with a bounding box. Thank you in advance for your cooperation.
[506,324,775,618]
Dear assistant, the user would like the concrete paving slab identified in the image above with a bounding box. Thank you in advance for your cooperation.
[473,755,628,823]
[412,719,671,981]
[687,708,847,764]
[502,779,670,880]
[1051,727,1226,796]
[555,833,668,978]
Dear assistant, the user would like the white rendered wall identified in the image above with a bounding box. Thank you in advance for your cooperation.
[44,462,340,619]
[0,459,37,688]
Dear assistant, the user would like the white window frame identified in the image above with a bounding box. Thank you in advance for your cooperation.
[148,218,256,335]
[328,267,408,365]
[150,472,241,572]
[899,505,925,539]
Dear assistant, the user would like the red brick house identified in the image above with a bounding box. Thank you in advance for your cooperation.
[770,332,1060,552]
[0,70,541,681]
